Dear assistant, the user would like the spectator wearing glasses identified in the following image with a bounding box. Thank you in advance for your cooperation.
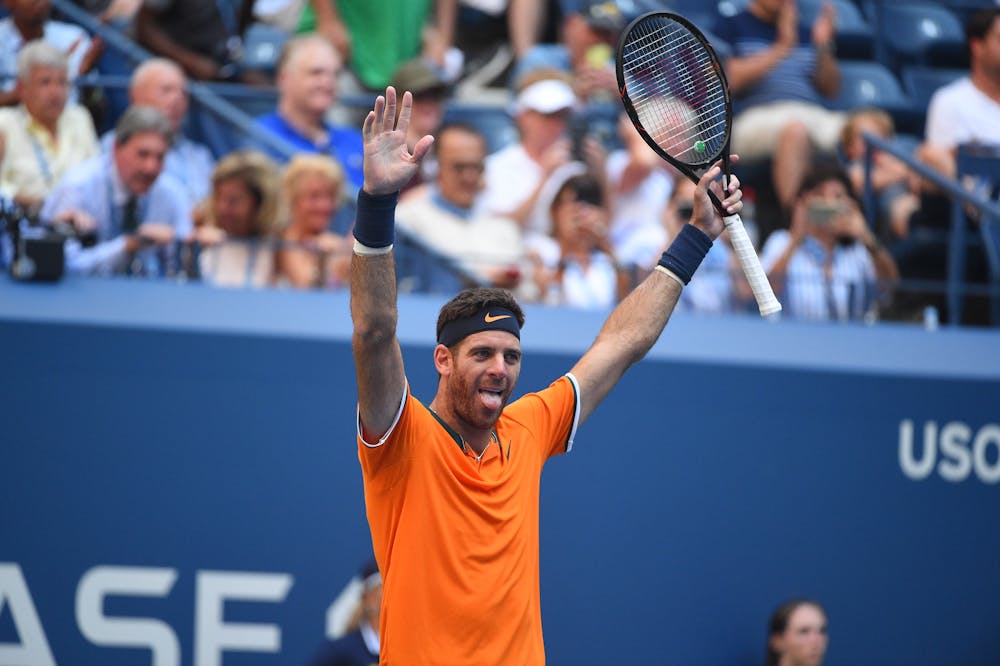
[397,122,526,291]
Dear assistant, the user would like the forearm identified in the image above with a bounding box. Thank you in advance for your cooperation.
[509,0,544,57]
[862,234,899,282]
[432,0,457,55]
[351,250,406,437]
[570,269,682,420]
[725,47,790,94]
[136,10,215,74]
[812,47,840,98]
[311,0,342,27]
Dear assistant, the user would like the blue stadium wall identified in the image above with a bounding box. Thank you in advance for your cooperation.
[1,277,999,666]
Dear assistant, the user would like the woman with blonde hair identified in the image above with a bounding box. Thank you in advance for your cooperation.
[275,153,350,289]
[196,149,281,287]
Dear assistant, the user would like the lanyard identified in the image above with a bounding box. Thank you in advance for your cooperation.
[26,131,53,187]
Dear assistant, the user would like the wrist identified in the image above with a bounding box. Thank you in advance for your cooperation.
[353,189,398,249]
[814,41,836,57]
[656,224,713,285]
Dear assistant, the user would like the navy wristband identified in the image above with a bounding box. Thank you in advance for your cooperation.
[353,189,399,249]
[657,224,713,285]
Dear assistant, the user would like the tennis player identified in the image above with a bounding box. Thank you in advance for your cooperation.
[350,87,743,665]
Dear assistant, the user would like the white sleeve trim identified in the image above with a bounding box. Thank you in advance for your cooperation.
[357,379,408,449]
[564,372,582,454]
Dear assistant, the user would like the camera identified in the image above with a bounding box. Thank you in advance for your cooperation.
[1,201,69,282]
[806,199,845,226]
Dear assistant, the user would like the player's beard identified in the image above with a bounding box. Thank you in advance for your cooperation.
[445,370,510,432]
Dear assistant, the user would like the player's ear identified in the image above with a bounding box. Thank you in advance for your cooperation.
[433,344,453,376]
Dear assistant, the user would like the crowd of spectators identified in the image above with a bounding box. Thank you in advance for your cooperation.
[0,0,998,326]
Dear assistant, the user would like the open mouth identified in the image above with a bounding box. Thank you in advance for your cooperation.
[478,388,504,410]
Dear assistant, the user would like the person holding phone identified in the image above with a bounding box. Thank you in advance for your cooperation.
[759,162,898,321]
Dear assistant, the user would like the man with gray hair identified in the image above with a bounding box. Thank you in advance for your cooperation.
[101,57,215,210]
[41,105,192,276]
[254,34,364,191]
[0,40,98,208]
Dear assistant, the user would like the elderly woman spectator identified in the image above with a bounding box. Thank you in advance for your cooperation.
[274,153,350,289]
[195,150,281,288]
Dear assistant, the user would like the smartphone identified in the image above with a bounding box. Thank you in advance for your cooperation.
[806,200,845,226]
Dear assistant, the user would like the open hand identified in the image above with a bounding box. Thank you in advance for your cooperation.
[362,87,435,195]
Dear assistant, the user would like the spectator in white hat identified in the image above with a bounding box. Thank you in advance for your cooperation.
[479,68,584,237]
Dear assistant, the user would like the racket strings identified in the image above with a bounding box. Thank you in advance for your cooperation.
[621,21,729,165]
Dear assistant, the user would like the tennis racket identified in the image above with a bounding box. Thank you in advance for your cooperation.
[616,11,781,317]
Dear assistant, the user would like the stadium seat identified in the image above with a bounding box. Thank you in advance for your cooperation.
[874,2,967,70]
[798,0,875,60]
[240,22,289,74]
[666,0,718,30]
[900,65,967,109]
[828,61,911,112]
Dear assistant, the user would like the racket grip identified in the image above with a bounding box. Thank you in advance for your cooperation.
[723,214,782,317]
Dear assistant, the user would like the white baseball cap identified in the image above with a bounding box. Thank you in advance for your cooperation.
[514,78,577,115]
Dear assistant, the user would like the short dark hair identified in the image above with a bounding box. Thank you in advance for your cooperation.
[796,161,855,201]
[436,122,487,155]
[553,173,604,210]
[436,288,525,345]
[966,8,1000,44]
[766,599,827,666]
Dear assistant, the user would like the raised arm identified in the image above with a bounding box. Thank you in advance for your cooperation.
[569,163,743,424]
[351,88,434,441]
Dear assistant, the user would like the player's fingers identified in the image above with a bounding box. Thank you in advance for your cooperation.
[383,86,398,132]
[362,110,375,142]
[410,134,436,163]
[396,90,413,134]
[372,95,385,134]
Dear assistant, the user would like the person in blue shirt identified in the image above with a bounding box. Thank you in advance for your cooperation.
[41,105,192,277]
[713,0,844,212]
[100,58,215,214]
[254,34,364,192]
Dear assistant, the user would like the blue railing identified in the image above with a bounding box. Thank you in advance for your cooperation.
[862,132,1000,326]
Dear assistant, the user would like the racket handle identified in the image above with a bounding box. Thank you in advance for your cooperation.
[723,214,782,317]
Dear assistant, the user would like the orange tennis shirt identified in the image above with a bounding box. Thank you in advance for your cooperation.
[358,374,580,665]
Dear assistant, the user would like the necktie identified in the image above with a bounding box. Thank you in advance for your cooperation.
[122,196,139,235]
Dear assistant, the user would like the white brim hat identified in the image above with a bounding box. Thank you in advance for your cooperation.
[513,79,578,115]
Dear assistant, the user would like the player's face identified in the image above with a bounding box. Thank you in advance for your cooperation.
[444,330,521,430]
[771,604,828,666]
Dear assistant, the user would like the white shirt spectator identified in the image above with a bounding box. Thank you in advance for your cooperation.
[760,230,877,321]
[0,18,92,104]
[925,77,1000,149]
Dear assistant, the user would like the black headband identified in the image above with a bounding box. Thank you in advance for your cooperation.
[438,306,521,346]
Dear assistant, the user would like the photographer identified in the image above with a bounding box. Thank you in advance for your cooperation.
[760,162,898,321]
[40,105,192,277]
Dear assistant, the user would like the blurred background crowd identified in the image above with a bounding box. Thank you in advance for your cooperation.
[0,0,998,326]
